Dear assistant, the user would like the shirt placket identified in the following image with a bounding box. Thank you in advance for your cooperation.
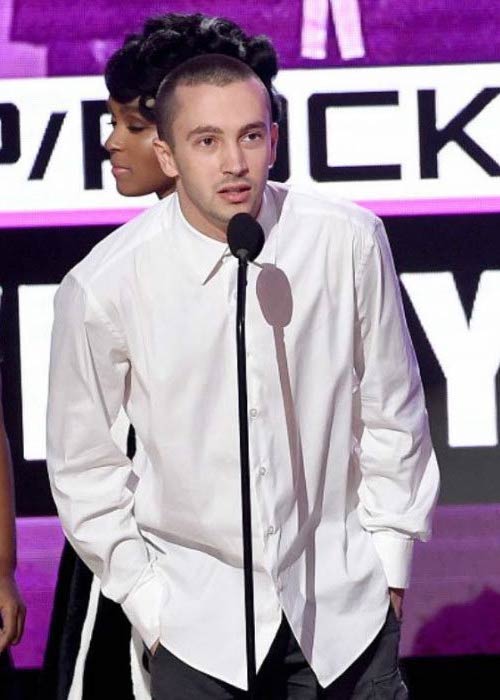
[244,266,285,594]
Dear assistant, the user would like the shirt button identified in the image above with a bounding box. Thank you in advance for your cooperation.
[277,578,284,592]
[259,466,267,476]
[249,408,258,418]
[267,525,276,536]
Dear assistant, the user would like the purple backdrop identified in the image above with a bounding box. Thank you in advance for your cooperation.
[3,0,500,78]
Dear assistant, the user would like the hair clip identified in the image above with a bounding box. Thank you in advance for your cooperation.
[144,97,156,109]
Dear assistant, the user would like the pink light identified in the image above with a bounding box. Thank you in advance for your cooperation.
[0,208,145,229]
[358,197,500,217]
[2,198,500,231]
[10,517,64,669]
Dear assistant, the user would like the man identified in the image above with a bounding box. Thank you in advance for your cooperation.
[47,54,439,698]
[41,17,283,700]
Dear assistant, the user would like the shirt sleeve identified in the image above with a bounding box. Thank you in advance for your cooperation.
[354,220,440,589]
[46,274,163,648]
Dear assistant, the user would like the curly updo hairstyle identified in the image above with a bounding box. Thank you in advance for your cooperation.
[105,13,281,122]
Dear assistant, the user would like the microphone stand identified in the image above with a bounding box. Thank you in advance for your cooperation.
[235,253,257,697]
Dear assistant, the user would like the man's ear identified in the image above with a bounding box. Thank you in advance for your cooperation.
[153,138,179,178]
[269,123,279,168]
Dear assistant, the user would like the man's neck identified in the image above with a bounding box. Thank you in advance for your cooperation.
[176,196,265,244]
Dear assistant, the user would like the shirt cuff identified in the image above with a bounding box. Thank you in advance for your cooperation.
[121,565,164,649]
[371,531,414,588]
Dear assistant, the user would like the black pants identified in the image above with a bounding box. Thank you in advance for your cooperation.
[146,607,407,699]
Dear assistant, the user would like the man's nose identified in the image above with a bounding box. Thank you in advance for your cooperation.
[221,143,249,176]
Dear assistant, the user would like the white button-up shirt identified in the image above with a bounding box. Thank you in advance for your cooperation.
[47,183,439,690]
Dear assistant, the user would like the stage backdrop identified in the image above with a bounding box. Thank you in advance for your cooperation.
[1,0,500,669]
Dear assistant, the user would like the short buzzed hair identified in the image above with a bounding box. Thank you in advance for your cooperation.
[154,53,272,144]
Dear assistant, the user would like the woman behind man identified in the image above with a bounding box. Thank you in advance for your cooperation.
[104,13,281,199]
[41,13,280,700]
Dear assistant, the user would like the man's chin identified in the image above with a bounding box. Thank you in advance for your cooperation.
[218,200,259,223]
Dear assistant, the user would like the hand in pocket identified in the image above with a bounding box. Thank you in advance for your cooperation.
[389,588,404,622]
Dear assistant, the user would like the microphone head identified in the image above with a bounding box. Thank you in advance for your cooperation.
[227,213,265,262]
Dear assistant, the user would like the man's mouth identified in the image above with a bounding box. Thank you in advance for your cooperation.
[217,184,251,203]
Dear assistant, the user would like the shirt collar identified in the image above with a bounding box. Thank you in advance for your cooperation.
[170,188,279,285]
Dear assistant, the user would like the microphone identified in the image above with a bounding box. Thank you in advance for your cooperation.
[226,210,264,694]
[227,213,265,262]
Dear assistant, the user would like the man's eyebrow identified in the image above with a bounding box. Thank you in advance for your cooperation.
[186,125,224,139]
[186,122,268,140]
[239,121,268,134]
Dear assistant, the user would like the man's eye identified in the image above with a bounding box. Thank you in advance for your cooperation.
[107,119,117,127]
[200,137,215,146]
[128,125,146,133]
[244,132,263,143]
